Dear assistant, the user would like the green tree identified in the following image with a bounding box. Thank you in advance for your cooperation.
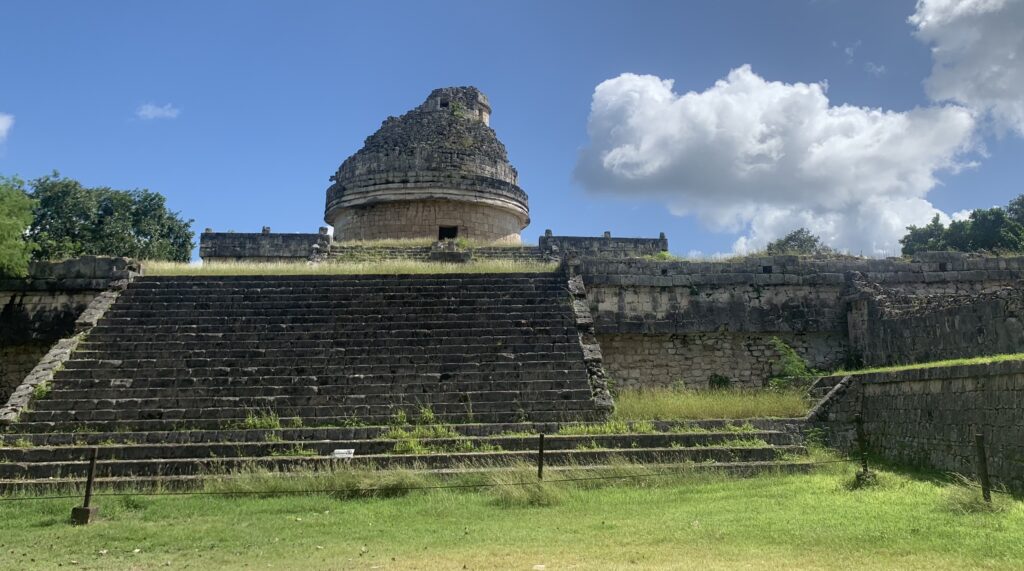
[900,208,1024,256]
[765,228,834,256]
[0,176,36,277]
[27,173,194,262]
[965,207,1024,252]
[1006,194,1024,226]
[899,214,948,255]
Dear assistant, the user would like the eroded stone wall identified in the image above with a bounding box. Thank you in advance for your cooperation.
[580,254,1024,389]
[332,199,524,243]
[0,343,50,403]
[540,233,668,259]
[847,275,1024,367]
[810,362,1024,493]
[599,332,848,390]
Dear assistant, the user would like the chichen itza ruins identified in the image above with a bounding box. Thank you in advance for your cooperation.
[1,87,1021,493]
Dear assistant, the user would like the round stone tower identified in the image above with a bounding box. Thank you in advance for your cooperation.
[325,86,530,244]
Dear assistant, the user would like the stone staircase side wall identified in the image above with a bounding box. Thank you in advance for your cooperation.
[0,257,139,418]
[567,273,614,414]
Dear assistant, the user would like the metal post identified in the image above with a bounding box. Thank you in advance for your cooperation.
[71,447,100,525]
[537,433,545,480]
[974,433,992,503]
[854,414,869,474]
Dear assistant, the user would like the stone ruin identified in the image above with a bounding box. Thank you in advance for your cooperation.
[2,86,1022,492]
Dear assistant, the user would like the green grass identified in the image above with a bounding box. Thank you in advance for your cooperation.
[832,352,1024,376]
[613,388,810,420]
[556,419,657,436]
[1,464,1021,570]
[143,259,557,276]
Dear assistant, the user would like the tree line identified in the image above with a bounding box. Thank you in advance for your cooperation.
[764,195,1024,258]
[0,173,193,277]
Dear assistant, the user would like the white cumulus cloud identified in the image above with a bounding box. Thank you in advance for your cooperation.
[0,113,13,142]
[575,66,977,255]
[911,0,1024,135]
[136,103,180,120]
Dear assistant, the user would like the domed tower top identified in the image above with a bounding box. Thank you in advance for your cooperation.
[325,86,530,244]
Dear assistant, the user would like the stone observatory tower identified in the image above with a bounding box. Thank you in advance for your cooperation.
[325,86,530,244]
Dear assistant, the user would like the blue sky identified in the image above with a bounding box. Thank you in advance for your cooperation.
[2,0,1023,257]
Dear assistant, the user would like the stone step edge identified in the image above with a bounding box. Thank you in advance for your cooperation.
[0,430,793,452]
[2,418,805,438]
[0,445,808,470]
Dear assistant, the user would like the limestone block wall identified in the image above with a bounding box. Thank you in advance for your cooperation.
[810,362,1024,493]
[579,254,1024,389]
[200,230,331,263]
[331,199,524,244]
[539,233,668,259]
[599,332,848,390]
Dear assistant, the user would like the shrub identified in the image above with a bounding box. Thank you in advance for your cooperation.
[767,338,817,391]
[708,374,732,390]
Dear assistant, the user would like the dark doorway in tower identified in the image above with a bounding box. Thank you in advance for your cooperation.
[438,226,458,240]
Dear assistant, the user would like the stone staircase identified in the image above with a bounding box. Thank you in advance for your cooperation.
[0,272,810,491]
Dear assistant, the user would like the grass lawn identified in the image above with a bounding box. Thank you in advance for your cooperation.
[613,388,810,420]
[831,352,1024,376]
[142,259,557,276]
[2,463,1020,570]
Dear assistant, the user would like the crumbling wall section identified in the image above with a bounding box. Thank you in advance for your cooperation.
[582,253,1024,389]
[846,273,1024,367]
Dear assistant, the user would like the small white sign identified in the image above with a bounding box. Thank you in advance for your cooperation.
[331,449,355,459]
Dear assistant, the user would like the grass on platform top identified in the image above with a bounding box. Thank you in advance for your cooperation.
[612,388,810,420]
[832,352,1024,376]
[1,462,1020,570]
[143,259,558,276]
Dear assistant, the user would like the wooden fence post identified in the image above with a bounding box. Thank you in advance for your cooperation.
[71,447,99,525]
[974,433,992,503]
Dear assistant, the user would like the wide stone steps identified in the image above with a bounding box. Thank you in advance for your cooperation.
[51,362,586,383]
[20,397,594,423]
[0,445,805,480]
[47,380,586,400]
[108,291,565,306]
[3,419,800,447]
[44,372,585,392]
[28,388,593,412]
[87,318,576,335]
[83,327,578,344]
[11,411,606,433]
[58,352,584,372]
[0,431,797,463]
[68,342,580,360]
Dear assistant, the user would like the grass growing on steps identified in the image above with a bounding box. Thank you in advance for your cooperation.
[612,388,810,420]
[831,352,1024,376]
[1,463,1021,570]
[143,259,557,276]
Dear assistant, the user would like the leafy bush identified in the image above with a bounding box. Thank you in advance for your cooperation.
[767,338,817,391]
